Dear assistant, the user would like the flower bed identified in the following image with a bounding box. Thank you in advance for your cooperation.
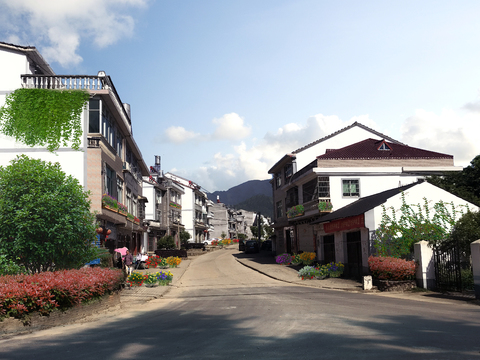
[299,252,316,265]
[0,268,123,319]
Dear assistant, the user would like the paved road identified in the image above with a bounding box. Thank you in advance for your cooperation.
[0,249,479,359]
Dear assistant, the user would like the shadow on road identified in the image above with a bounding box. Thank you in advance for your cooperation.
[1,293,479,360]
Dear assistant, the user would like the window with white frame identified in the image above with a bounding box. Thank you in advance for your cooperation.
[276,200,284,218]
[126,187,132,213]
[116,177,123,204]
[342,179,360,197]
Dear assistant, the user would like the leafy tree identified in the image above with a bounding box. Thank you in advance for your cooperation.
[449,210,480,257]
[157,235,176,249]
[374,194,466,258]
[0,155,98,272]
[179,230,191,246]
[0,88,89,152]
[220,232,227,239]
[237,233,247,241]
[427,155,480,206]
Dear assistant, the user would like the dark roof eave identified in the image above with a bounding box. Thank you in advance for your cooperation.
[311,182,420,225]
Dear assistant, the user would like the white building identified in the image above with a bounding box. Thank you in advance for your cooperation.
[0,41,149,254]
[268,122,468,277]
[164,173,211,242]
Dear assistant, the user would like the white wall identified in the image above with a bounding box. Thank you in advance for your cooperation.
[372,182,480,233]
[0,48,87,187]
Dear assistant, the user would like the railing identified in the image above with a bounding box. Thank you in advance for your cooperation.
[21,75,110,90]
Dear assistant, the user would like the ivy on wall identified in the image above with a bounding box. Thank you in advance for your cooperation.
[0,88,89,152]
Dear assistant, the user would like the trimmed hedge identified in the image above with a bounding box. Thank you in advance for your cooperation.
[0,267,123,319]
[368,255,416,280]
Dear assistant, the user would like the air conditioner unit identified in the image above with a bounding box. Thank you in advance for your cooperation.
[122,162,131,172]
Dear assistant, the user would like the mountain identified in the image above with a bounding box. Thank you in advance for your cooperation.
[207,179,272,205]
[234,194,273,219]
[207,179,273,217]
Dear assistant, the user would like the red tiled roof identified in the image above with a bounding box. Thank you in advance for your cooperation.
[292,121,404,154]
[316,138,453,160]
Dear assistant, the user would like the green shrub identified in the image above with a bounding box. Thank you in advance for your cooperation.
[157,235,176,249]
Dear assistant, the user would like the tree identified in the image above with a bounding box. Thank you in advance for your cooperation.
[0,155,97,272]
[220,232,227,239]
[427,155,480,206]
[179,230,191,246]
[157,235,176,249]
[449,210,480,257]
[374,194,466,258]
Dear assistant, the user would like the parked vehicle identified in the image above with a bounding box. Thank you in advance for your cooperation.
[244,240,259,253]
[238,239,245,251]
[261,240,272,251]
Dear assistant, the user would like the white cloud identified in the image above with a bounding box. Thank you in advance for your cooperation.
[0,0,146,67]
[178,114,377,190]
[164,126,200,144]
[400,108,480,167]
[212,113,251,140]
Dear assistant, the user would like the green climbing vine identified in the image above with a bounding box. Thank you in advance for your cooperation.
[0,88,89,152]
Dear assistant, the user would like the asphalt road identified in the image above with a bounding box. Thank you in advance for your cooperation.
[1,250,479,360]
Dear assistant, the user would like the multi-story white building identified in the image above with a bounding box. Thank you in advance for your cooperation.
[268,122,472,277]
[0,41,149,254]
[164,173,212,243]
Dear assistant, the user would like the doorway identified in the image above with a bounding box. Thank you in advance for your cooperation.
[346,231,362,279]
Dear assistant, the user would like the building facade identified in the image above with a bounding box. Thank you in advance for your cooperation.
[0,42,149,254]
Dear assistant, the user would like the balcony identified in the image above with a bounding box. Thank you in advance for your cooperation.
[287,199,333,219]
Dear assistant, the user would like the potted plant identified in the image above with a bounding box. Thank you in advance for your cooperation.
[144,272,159,287]
[326,262,344,277]
[166,256,181,268]
[298,265,318,280]
[287,204,305,219]
[275,253,292,265]
[315,266,329,280]
[318,201,333,213]
[291,254,301,265]
[299,251,316,266]
[118,203,128,216]
[102,193,118,212]
[127,272,144,286]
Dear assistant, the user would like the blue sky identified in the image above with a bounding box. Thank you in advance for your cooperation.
[2,0,480,191]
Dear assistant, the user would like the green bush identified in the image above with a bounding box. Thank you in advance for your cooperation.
[157,235,176,250]
[0,254,26,275]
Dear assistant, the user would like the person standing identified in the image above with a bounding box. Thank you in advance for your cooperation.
[124,250,133,275]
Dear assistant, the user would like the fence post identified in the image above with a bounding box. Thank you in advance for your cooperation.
[414,240,435,289]
[471,240,480,300]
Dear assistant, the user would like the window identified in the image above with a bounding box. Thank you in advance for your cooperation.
[343,179,360,197]
[318,177,330,198]
[284,164,293,183]
[116,133,123,159]
[105,166,115,196]
[126,187,132,213]
[302,176,330,203]
[285,186,298,208]
[132,194,137,217]
[116,177,123,203]
[276,200,284,218]
[275,172,282,189]
[88,99,100,133]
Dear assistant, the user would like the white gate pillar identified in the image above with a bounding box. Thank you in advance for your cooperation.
[414,240,435,289]
[470,240,480,300]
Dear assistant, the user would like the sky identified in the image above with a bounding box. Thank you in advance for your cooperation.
[2,0,480,191]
